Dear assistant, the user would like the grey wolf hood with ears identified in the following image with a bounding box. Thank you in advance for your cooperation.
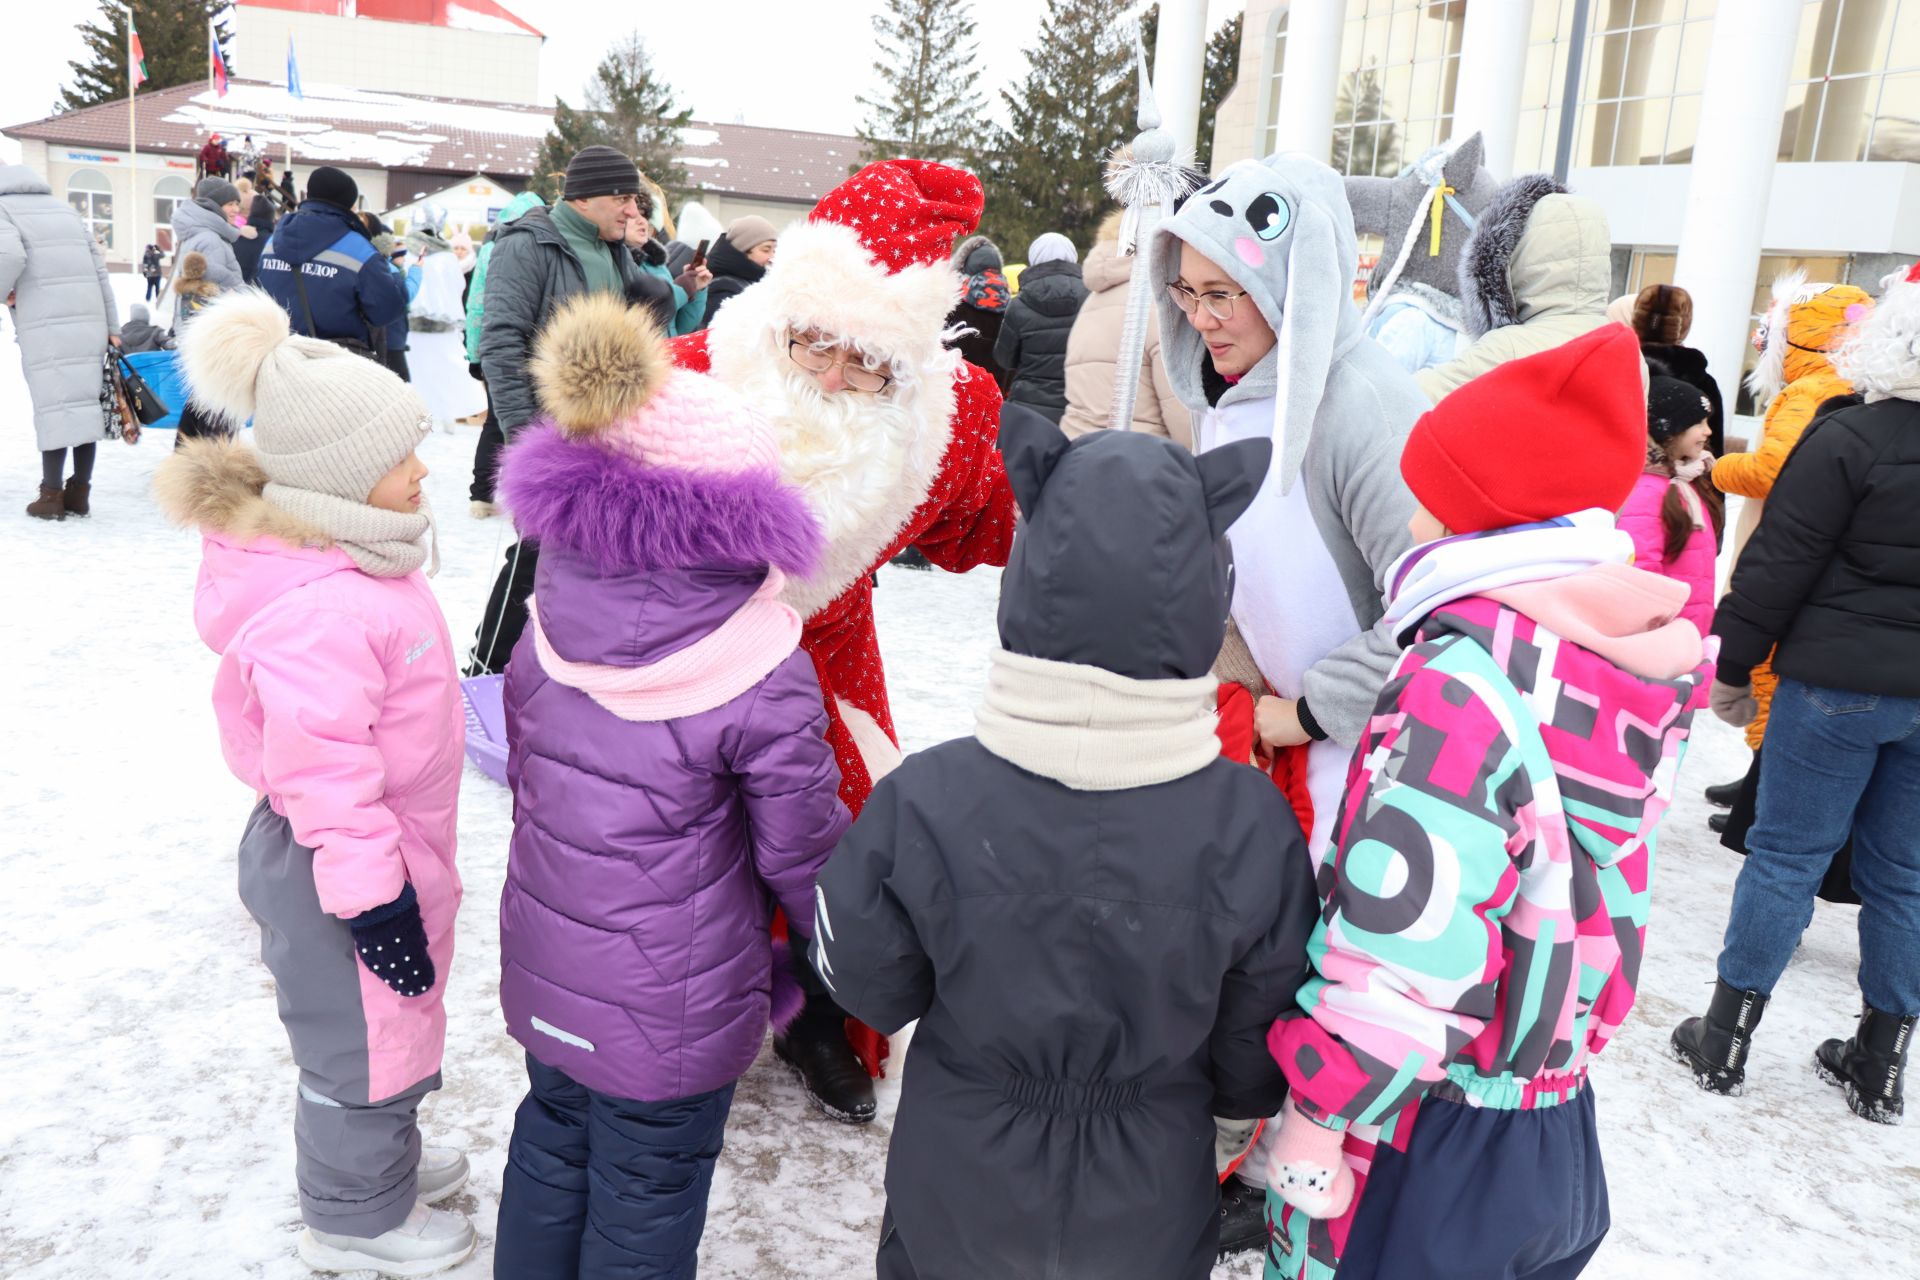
[1150,153,1364,495]
[1346,132,1501,312]
[995,403,1271,680]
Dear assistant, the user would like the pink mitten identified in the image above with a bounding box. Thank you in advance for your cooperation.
[1266,1096,1355,1220]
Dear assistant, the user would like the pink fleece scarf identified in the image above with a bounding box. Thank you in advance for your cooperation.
[528,570,802,721]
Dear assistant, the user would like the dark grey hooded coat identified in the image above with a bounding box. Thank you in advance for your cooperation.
[811,406,1317,1280]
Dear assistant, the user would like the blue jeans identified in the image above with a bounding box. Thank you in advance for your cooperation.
[494,1054,735,1280]
[1717,678,1920,1015]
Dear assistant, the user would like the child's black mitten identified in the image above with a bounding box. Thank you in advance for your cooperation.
[348,883,435,997]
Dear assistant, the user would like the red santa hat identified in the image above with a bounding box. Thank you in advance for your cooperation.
[807,159,983,272]
[705,159,982,385]
[1400,324,1647,534]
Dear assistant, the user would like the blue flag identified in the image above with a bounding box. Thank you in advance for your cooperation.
[286,37,303,100]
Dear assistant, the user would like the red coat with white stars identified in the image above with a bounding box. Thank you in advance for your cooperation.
[669,330,1016,818]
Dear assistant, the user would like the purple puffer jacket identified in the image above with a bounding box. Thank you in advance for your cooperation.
[497,423,848,1102]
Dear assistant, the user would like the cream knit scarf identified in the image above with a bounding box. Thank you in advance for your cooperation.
[264,483,436,578]
[973,648,1221,791]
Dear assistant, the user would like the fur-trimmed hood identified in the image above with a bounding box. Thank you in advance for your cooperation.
[154,434,331,549]
[1459,176,1611,340]
[497,423,821,579]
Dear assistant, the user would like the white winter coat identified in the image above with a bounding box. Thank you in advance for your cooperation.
[0,164,119,451]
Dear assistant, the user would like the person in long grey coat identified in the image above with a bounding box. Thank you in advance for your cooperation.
[0,163,118,520]
[170,177,246,297]
[810,405,1318,1280]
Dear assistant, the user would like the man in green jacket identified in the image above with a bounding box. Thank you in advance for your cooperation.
[469,146,662,675]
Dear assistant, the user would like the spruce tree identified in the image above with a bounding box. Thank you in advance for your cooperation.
[981,0,1132,256]
[530,34,691,202]
[856,0,987,167]
[61,0,236,112]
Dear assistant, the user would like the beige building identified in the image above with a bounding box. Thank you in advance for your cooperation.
[1207,0,1920,413]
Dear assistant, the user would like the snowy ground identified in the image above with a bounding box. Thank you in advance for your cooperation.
[2,282,1915,1278]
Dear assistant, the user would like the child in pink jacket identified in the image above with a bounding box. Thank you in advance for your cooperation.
[1618,376,1722,635]
[156,293,472,1277]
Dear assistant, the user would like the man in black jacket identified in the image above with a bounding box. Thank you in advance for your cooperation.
[993,232,1088,424]
[468,145,668,674]
[812,407,1316,1278]
[1672,335,1920,1123]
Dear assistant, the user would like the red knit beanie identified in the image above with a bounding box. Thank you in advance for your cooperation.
[1401,325,1648,534]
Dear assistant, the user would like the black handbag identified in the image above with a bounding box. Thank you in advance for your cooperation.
[115,355,171,425]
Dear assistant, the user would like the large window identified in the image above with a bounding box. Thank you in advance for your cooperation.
[1782,0,1916,163]
[66,169,113,250]
[152,175,190,235]
[1320,0,1468,178]
[1568,0,1920,169]
[1261,9,1290,155]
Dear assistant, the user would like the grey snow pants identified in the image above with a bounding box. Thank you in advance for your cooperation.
[237,798,438,1238]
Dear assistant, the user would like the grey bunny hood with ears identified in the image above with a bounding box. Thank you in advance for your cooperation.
[995,403,1270,680]
[1150,153,1364,495]
[1346,132,1501,308]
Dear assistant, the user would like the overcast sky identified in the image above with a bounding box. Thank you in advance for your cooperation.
[5,0,1246,163]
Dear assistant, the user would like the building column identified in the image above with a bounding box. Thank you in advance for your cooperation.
[1672,6,1801,417]
[1152,0,1210,160]
[1272,0,1345,164]
[1452,0,1535,177]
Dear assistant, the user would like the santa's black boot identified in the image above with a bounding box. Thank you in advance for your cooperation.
[774,1001,877,1125]
[1216,1176,1269,1258]
[1815,1006,1915,1125]
[1672,979,1769,1096]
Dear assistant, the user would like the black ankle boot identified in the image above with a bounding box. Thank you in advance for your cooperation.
[774,1014,877,1124]
[1672,979,1769,1095]
[1216,1176,1269,1257]
[1815,1006,1915,1125]
[1703,778,1742,808]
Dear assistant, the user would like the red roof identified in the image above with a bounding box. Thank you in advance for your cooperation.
[237,0,543,39]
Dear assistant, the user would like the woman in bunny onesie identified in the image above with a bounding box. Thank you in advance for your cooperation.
[1150,151,1428,1253]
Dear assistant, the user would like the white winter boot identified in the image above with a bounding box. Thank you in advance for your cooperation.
[414,1146,469,1205]
[298,1201,476,1276]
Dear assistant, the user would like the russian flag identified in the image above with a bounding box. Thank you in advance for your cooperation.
[210,28,229,97]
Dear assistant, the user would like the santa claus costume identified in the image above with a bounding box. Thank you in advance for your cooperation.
[670,158,1016,1118]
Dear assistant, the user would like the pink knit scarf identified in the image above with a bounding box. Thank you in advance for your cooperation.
[529,570,802,721]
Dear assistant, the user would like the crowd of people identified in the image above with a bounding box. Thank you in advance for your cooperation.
[3,118,1916,1280]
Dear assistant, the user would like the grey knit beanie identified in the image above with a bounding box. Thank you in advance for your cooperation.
[179,291,433,575]
[197,176,240,208]
[725,215,778,254]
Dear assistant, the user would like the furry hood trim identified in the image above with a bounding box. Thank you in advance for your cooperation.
[1460,174,1564,337]
[531,292,672,432]
[497,423,823,579]
[173,251,218,296]
[152,435,331,549]
[704,219,965,373]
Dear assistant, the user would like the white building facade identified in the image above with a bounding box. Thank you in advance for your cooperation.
[1209,0,1920,413]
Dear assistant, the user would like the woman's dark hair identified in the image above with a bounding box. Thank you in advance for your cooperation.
[1661,475,1724,560]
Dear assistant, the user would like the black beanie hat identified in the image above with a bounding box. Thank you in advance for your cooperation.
[1648,376,1712,444]
[307,166,359,211]
[562,146,642,201]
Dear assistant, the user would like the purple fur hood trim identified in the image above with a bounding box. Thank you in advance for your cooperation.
[497,422,822,579]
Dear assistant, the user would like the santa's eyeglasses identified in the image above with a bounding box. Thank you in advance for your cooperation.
[787,332,893,393]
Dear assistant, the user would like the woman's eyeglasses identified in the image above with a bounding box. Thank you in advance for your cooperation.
[1165,281,1250,321]
[787,333,893,393]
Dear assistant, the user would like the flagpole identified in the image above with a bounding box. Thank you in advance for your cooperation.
[128,9,138,268]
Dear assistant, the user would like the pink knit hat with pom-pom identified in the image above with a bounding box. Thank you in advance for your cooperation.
[530,292,778,476]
